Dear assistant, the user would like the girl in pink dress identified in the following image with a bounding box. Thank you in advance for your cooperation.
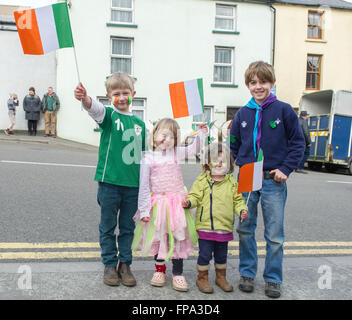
[133,118,208,291]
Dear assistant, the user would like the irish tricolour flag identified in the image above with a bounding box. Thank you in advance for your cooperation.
[237,149,264,194]
[169,79,204,119]
[14,2,74,55]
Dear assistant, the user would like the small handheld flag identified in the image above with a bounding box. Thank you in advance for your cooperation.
[169,78,204,119]
[237,149,264,194]
[14,2,74,55]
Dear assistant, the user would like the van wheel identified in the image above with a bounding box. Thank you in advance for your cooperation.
[308,162,322,171]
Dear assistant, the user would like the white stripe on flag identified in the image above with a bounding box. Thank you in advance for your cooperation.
[184,79,203,116]
[35,5,59,54]
[252,160,263,191]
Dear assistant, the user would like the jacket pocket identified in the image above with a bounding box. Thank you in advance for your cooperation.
[200,207,203,222]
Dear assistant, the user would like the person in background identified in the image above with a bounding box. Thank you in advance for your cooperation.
[42,87,60,137]
[5,93,19,135]
[23,87,41,136]
[296,111,312,174]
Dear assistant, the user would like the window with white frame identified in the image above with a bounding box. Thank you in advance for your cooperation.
[215,3,236,31]
[192,106,213,130]
[111,0,134,24]
[214,47,234,83]
[131,98,146,122]
[111,37,133,75]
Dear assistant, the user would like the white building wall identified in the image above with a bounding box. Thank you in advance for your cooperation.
[57,0,272,146]
[0,12,56,132]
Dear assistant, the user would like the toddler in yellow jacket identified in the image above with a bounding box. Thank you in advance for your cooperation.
[182,143,248,293]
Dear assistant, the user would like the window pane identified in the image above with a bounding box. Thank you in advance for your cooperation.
[215,18,233,30]
[98,98,110,107]
[111,57,131,74]
[132,110,144,120]
[132,99,144,107]
[215,48,231,63]
[216,6,233,17]
[111,10,132,22]
[193,107,211,123]
[308,13,314,24]
[308,26,313,38]
[214,66,232,82]
[112,0,132,8]
[112,39,131,55]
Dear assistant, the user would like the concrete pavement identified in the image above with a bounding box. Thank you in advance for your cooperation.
[0,256,351,300]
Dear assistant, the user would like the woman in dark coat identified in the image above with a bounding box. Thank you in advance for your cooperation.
[23,87,41,136]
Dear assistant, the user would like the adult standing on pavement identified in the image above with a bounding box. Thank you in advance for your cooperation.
[4,93,19,135]
[41,87,60,137]
[296,111,312,174]
[23,87,41,136]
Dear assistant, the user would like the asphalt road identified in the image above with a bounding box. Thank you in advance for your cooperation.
[1,137,351,244]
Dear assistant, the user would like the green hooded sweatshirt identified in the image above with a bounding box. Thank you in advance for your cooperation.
[187,172,247,232]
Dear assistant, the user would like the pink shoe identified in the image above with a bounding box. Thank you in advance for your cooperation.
[150,264,166,287]
[172,275,189,292]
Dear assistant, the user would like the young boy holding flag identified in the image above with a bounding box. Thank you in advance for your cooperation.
[230,61,305,298]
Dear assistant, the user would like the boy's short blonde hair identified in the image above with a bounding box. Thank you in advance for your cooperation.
[149,118,180,151]
[245,61,276,85]
[105,72,135,94]
[202,143,234,174]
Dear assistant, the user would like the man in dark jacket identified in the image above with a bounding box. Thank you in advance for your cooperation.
[296,111,312,173]
[42,87,60,137]
[23,87,41,136]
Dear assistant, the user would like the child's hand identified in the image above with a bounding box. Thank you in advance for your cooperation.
[182,199,190,208]
[74,82,91,108]
[142,217,150,222]
[240,210,248,220]
[198,122,208,134]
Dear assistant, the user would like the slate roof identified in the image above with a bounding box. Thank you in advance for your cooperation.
[273,0,352,10]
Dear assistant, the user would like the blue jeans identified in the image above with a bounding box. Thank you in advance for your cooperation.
[298,146,310,169]
[236,179,287,284]
[97,182,138,267]
[197,239,228,266]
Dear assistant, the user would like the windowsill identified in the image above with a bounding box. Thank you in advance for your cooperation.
[305,38,327,43]
[212,29,240,35]
[106,22,138,28]
[211,83,238,88]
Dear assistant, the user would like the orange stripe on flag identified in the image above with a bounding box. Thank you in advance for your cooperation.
[14,9,43,55]
[237,162,254,194]
[169,82,189,118]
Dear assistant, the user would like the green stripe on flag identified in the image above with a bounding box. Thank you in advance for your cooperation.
[197,78,204,112]
[257,148,263,162]
[52,2,74,48]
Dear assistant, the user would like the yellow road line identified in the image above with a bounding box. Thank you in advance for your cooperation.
[1,241,352,249]
[1,249,352,260]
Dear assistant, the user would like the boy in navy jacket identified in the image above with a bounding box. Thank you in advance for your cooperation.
[230,61,305,298]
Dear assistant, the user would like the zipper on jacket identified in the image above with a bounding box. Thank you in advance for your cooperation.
[207,181,215,230]
[200,207,203,221]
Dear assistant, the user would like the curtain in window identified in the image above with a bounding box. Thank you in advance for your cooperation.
[112,0,132,8]
[214,66,232,82]
[111,58,131,74]
[215,49,231,63]
[112,39,131,55]
[111,10,132,22]
[215,18,233,30]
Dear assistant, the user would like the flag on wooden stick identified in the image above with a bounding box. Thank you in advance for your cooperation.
[14,2,74,55]
[169,78,204,119]
[237,149,264,194]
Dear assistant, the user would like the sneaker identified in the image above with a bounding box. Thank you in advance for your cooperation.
[265,282,281,298]
[239,276,254,293]
[150,264,166,287]
[172,275,189,292]
[117,262,137,287]
[4,129,9,135]
[44,134,49,137]
[103,266,120,286]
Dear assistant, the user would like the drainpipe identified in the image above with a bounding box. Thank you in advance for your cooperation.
[269,1,276,66]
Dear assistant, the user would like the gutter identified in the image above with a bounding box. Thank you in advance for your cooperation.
[269,1,276,66]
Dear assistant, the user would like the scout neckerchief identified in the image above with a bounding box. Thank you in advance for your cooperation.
[245,93,277,159]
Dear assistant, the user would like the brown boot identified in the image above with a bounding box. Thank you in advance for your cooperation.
[196,264,214,294]
[215,263,233,292]
[117,262,137,287]
[103,266,120,286]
